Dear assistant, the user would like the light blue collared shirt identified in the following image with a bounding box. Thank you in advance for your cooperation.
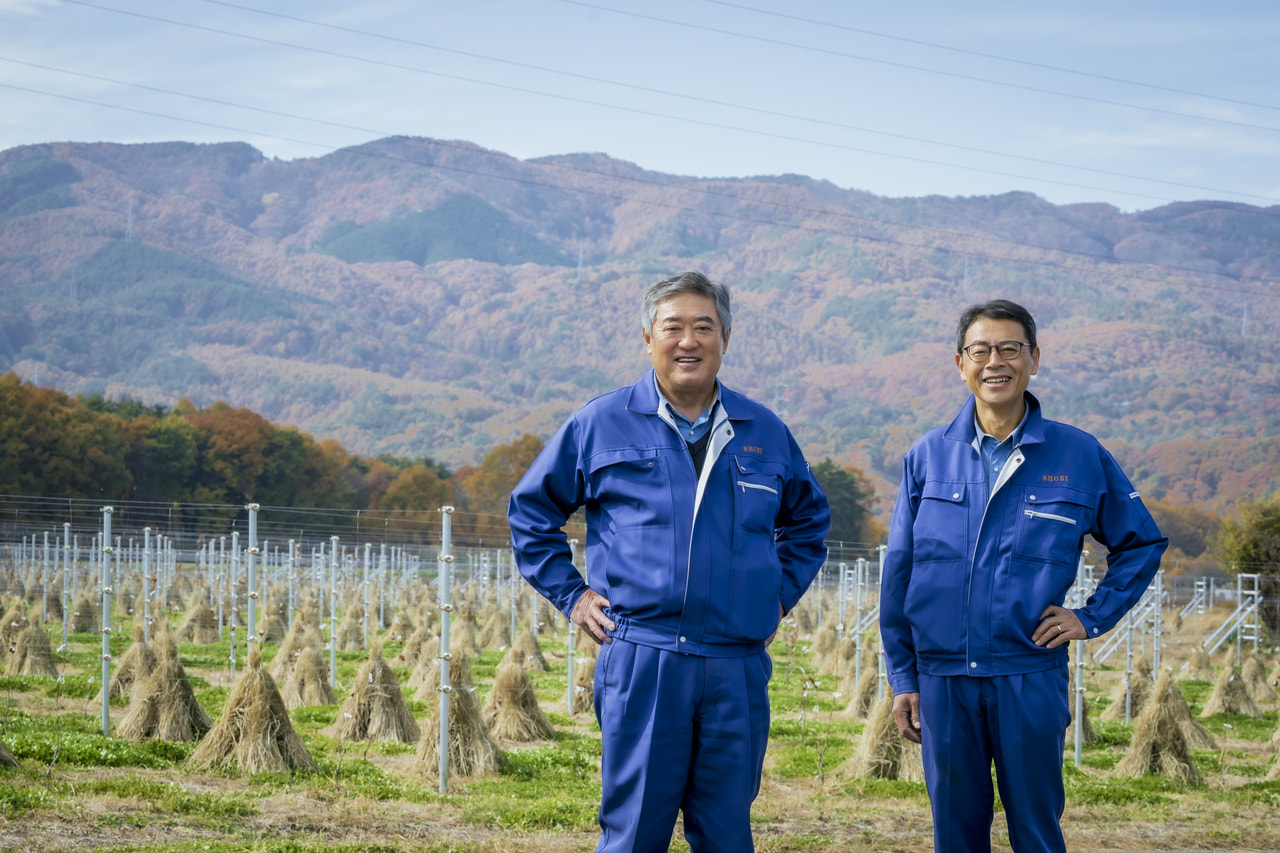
[974,404,1030,503]
[654,375,720,444]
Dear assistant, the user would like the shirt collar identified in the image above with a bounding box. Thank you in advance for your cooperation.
[971,403,1030,454]
[653,373,720,428]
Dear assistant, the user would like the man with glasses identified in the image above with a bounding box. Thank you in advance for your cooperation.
[880,299,1167,853]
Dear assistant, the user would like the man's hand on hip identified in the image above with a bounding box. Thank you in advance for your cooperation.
[570,588,616,645]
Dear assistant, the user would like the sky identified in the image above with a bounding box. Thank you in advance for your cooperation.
[2,0,1279,212]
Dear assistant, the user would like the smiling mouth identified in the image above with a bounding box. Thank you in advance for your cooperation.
[983,376,1011,386]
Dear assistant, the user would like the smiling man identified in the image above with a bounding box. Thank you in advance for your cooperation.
[509,271,830,853]
[880,299,1168,853]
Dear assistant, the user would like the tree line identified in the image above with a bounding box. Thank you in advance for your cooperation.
[0,373,880,549]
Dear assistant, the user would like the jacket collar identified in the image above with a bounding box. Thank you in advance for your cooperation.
[943,391,1045,448]
[626,370,755,423]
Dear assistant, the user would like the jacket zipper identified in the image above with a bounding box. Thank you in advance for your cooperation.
[1024,509,1076,525]
[965,448,1025,671]
[737,481,778,495]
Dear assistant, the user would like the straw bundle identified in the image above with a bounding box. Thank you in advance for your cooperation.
[811,624,837,669]
[0,739,17,768]
[1240,655,1277,709]
[175,595,218,645]
[483,662,556,742]
[256,608,288,645]
[108,623,158,698]
[280,645,337,709]
[188,647,316,775]
[5,622,58,677]
[1267,758,1280,782]
[1200,666,1261,718]
[117,641,212,743]
[270,608,322,682]
[327,643,419,743]
[414,660,503,779]
[386,608,415,642]
[841,653,881,720]
[511,627,548,672]
[407,636,443,694]
[572,646,597,715]
[334,605,365,652]
[840,692,918,780]
[1,603,29,649]
[1184,647,1213,681]
[478,610,511,651]
[394,626,432,668]
[414,645,467,704]
[1066,692,1098,747]
[1114,670,1200,784]
[70,596,100,634]
[449,616,482,657]
[1101,657,1154,721]
[820,634,855,679]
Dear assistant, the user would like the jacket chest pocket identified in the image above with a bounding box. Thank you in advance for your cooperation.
[587,449,673,529]
[733,455,784,533]
[1014,486,1095,566]
[913,481,970,563]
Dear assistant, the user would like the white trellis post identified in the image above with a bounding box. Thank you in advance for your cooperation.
[438,506,456,794]
[99,506,114,737]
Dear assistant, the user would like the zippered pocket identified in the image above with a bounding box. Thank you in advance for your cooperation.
[737,480,779,496]
[1024,509,1076,525]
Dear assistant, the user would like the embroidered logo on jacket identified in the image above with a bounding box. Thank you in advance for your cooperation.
[1041,474,1069,483]
[741,445,764,455]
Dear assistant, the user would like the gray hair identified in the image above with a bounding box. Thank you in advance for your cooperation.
[641,271,732,340]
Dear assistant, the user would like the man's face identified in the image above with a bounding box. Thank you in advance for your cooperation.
[643,292,729,403]
[955,317,1039,412]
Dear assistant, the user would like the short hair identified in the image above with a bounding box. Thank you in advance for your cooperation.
[955,299,1037,352]
[642,271,732,340]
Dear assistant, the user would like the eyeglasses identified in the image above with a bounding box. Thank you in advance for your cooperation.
[960,341,1030,362]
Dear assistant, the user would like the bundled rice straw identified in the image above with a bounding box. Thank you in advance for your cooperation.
[334,605,365,652]
[478,610,510,650]
[841,653,881,720]
[188,647,316,775]
[1240,655,1277,709]
[280,645,336,710]
[1200,666,1261,718]
[108,623,157,698]
[394,626,432,668]
[175,595,218,645]
[1184,647,1213,681]
[270,608,321,682]
[483,662,556,742]
[1114,669,1200,784]
[1066,692,1098,747]
[5,622,58,677]
[449,616,481,657]
[414,659,503,779]
[1,603,30,649]
[1101,656,1154,721]
[414,646,468,704]
[386,608,415,642]
[0,739,18,768]
[327,643,419,743]
[810,624,837,669]
[512,627,548,672]
[117,640,212,743]
[840,692,918,780]
[573,646,597,715]
[70,596,100,634]
[408,637,443,694]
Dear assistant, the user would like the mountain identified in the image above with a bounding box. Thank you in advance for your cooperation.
[1,136,1277,518]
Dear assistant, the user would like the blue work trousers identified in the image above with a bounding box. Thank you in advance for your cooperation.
[918,669,1071,853]
[592,639,772,853]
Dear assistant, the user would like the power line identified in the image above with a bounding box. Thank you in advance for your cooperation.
[701,0,1280,116]
[43,2,1280,207]
[177,0,1280,205]
[555,0,1280,137]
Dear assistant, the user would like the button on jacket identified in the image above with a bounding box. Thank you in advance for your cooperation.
[509,371,830,657]
[881,392,1168,693]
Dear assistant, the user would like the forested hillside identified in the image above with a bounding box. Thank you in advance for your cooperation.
[1,136,1277,518]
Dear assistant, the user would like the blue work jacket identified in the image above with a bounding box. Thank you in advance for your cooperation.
[881,392,1168,694]
[508,371,830,657]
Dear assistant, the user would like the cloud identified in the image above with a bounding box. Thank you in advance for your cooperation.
[0,0,56,14]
